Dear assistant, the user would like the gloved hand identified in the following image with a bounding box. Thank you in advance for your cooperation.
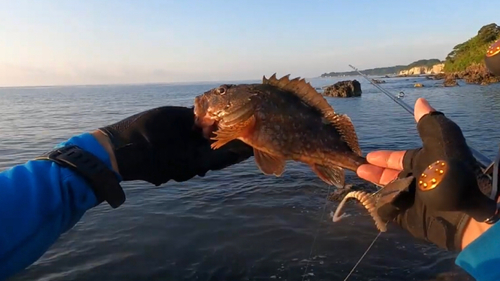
[357,98,494,251]
[98,106,253,186]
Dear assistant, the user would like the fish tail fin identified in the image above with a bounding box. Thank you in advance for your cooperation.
[310,164,345,188]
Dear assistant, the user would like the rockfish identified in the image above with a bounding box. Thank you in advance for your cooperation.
[193,74,368,188]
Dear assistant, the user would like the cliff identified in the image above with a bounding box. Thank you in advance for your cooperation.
[398,63,444,75]
[438,23,500,85]
[320,59,442,77]
[444,23,500,73]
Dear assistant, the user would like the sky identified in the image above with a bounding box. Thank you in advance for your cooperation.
[0,0,498,87]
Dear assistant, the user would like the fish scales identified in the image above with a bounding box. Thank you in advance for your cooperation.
[193,73,368,188]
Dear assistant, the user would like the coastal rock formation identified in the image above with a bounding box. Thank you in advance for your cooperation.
[441,23,500,85]
[423,63,498,85]
[443,77,458,87]
[456,63,500,85]
[427,73,446,80]
[398,63,444,76]
[323,80,362,97]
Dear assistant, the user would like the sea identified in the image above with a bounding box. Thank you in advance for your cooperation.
[1,75,500,281]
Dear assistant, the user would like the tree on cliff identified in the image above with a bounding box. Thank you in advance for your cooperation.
[444,23,500,72]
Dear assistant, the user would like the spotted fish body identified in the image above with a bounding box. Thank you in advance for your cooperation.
[193,74,368,188]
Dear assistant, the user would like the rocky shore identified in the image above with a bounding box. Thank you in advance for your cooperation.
[426,63,500,87]
[449,63,500,85]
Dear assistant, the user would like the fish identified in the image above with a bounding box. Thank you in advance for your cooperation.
[193,73,368,188]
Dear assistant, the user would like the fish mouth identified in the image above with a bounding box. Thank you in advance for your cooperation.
[194,94,252,139]
[194,95,219,139]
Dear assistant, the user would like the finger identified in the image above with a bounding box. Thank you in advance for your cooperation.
[414,98,436,122]
[366,150,406,170]
[357,164,401,185]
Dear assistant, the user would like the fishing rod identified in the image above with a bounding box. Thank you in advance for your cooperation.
[348,64,493,169]
[349,63,500,223]
[335,42,500,281]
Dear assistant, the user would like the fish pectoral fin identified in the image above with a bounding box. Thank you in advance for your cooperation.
[253,148,286,176]
[311,164,345,188]
[211,128,239,149]
[211,116,256,150]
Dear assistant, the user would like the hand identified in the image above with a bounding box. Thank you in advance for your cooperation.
[95,106,253,186]
[356,98,494,251]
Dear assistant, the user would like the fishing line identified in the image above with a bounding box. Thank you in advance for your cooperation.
[335,190,388,281]
[339,65,500,280]
[301,184,331,281]
[348,64,499,200]
[347,64,492,170]
[342,230,383,281]
[303,66,495,280]
[301,185,385,281]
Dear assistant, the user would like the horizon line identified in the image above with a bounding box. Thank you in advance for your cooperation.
[0,60,443,89]
[0,75,347,89]
[0,74,320,89]
[0,73,389,89]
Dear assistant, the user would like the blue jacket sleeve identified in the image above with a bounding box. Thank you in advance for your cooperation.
[0,133,121,281]
[456,221,500,281]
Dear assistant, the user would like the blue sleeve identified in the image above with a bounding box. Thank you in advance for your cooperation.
[0,133,121,281]
[456,221,500,281]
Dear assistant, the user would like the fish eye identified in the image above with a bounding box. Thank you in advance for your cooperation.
[216,86,226,95]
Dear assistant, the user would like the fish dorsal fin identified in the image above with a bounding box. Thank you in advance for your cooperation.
[263,73,334,115]
[263,73,362,155]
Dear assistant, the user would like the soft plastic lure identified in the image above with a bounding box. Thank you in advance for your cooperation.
[331,190,387,232]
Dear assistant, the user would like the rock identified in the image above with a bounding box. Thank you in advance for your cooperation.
[443,77,458,87]
[439,63,500,85]
[414,83,424,87]
[434,73,446,80]
[455,63,500,85]
[371,79,386,84]
[427,73,446,80]
[322,80,362,97]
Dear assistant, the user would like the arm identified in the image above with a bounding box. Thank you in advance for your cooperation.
[458,41,500,279]
[356,98,500,281]
[0,106,251,281]
[0,132,119,280]
[456,214,500,281]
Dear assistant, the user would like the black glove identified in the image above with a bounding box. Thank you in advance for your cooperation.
[377,111,494,251]
[98,106,253,186]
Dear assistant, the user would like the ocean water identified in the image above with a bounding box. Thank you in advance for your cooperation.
[1,76,500,281]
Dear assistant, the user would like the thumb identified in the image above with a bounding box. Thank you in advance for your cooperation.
[414,98,436,123]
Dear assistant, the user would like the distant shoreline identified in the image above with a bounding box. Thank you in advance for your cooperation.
[320,23,500,83]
